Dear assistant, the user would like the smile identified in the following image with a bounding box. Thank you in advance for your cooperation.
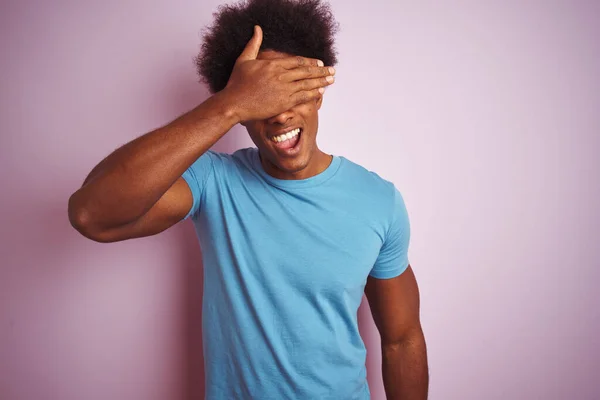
[270,128,301,143]
[269,127,303,155]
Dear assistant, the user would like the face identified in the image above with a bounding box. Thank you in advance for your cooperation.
[242,50,326,180]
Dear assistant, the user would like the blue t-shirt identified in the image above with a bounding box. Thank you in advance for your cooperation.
[182,147,410,400]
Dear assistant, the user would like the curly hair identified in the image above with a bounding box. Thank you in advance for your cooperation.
[196,0,340,94]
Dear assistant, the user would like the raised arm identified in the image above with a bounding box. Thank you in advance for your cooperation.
[68,25,335,242]
[68,91,237,242]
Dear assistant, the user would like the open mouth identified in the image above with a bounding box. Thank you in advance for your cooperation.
[269,127,302,155]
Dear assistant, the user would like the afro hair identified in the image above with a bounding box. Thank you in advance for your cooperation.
[195,0,340,94]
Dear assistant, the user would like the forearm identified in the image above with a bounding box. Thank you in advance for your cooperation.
[381,329,429,400]
[69,90,238,231]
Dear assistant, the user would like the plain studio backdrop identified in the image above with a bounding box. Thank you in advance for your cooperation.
[1,1,598,399]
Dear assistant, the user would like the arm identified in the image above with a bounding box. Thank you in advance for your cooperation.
[68,25,335,242]
[364,266,429,400]
[68,92,237,242]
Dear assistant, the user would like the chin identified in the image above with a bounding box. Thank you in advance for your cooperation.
[254,126,317,176]
[265,146,312,173]
[276,157,309,173]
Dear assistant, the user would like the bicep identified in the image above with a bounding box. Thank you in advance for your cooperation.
[364,265,422,345]
[92,177,193,242]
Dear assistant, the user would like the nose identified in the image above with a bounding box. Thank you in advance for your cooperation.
[266,109,294,125]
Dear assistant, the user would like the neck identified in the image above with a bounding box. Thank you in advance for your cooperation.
[260,150,333,180]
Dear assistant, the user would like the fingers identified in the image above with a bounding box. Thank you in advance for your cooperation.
[237,25,263,61]
[277,56,325,70]
[281,65,335,82]
[291,75,335,93]
[290,88,326,105]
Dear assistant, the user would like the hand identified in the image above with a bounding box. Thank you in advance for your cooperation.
[222,25,336,122]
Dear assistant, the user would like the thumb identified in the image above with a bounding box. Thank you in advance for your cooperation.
[238,25,263,61]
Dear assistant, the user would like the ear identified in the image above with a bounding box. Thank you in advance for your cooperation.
[316,94,324,110]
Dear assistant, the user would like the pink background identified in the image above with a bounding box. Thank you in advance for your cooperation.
[1,1,599,399]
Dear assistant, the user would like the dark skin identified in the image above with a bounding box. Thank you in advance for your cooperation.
[365,267,429,400]
[68,25,428,399]
[241,50,334,180]
[68,26,334,242]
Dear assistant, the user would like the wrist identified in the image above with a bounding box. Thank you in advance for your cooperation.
[213,87,244,125]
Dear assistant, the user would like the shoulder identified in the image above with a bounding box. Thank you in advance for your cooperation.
[338,155,400,208]
[230,147,256,165]
[197,147,256,172]
[337,156,410,235]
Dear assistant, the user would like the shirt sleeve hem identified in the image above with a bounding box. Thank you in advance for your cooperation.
[368,259,410,279]
[181,171,197,221]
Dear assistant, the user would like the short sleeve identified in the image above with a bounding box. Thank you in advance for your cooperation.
[369,188,411,279]
[181,150,217,220]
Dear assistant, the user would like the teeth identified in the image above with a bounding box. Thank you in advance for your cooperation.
[271,128,300,143]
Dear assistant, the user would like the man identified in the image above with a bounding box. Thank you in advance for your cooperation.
[68,0,428,398]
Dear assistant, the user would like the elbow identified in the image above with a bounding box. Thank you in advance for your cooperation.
[68,192,106,242]
[382,326,425,350]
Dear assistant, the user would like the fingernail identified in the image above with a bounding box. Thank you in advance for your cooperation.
[318,87,325,94]
[326,76,334,83]
[317,60,324,67]
[328,67,335,74]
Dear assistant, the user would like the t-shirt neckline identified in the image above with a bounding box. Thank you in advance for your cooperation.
[250,147,342,189]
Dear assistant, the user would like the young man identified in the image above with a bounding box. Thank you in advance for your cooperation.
[68,0,428,398]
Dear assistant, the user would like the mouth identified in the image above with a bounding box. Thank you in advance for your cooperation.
[268,127,303,156]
